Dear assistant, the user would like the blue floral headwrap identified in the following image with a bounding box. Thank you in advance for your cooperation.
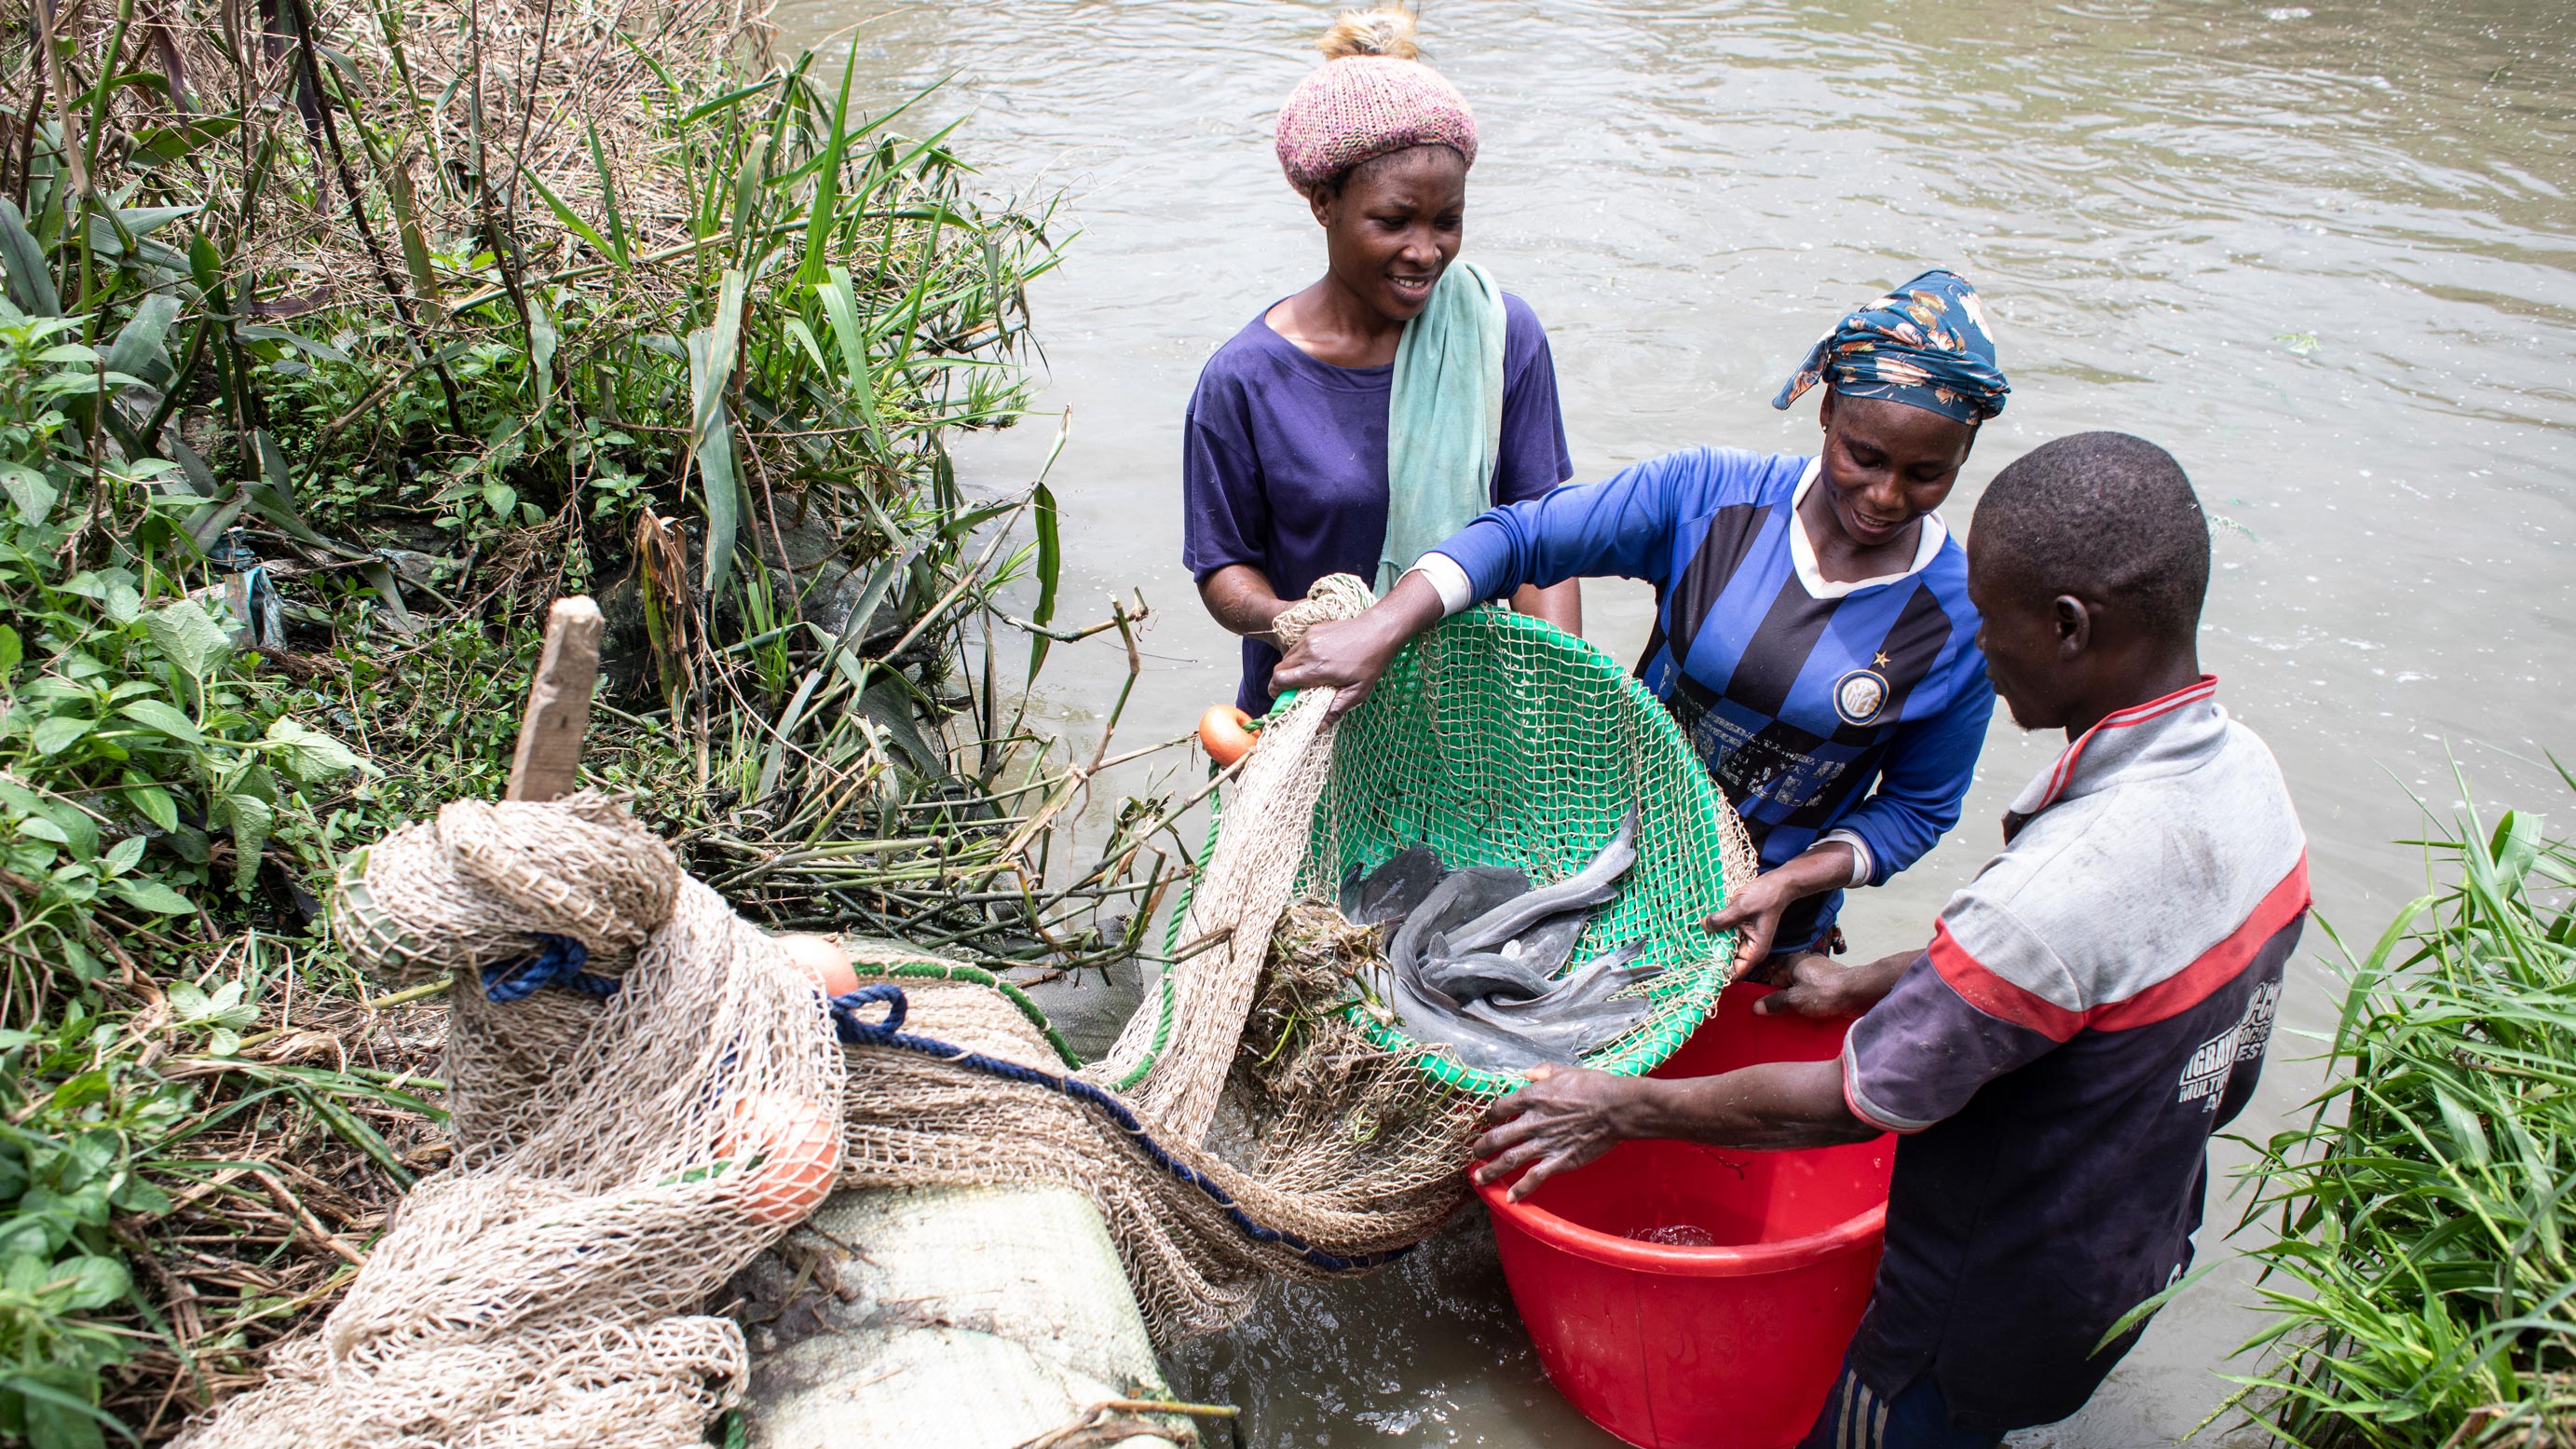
[1771,268,2010,425]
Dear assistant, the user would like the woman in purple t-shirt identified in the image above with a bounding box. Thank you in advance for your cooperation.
[1181,9,1578,713]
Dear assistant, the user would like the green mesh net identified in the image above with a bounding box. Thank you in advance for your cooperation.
[1165,606,1753,1099]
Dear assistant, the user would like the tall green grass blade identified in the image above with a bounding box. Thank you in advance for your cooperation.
[584,121,631,267]
[795,39,860,290]
[515,161,621,269]
[1026,482,1060,679]
[679,75,779,129]
[687,269,748,595]
[2094,1263,2218,1356]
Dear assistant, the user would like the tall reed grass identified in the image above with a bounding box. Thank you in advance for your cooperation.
[2232,768,2576,1447]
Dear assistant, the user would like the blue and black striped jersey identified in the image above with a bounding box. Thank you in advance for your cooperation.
[1432,447,1994,950]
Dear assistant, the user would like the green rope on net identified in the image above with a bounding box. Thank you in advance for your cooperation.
[843,958,1087,1070]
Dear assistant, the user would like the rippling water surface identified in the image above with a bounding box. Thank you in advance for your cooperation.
[770,1,2576,1442]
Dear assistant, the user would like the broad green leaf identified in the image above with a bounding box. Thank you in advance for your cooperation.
[236,324,353,365]
[59,1253,129,1311]
[30,715,90,756]
[213,792,274,894]
[104,291,183,386]
[0,623,20,675]
[817,266,877,413]
[110,1173,173,1214]
[264,717,362,782]
[141,597,234,678]
[117,698,205,745]
[783,317,829,376]
[110,204,196,238]
[102,835,145,874]
[129,783,177,831]
[0,198,60,316]
[11,1371,114,1449]
[678,74,781,128]
[48,1071,110,1112]
[857,676,943,776]
[1,461,58,523]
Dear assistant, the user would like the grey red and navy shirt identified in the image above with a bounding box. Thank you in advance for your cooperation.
[1839,677,2308,1429]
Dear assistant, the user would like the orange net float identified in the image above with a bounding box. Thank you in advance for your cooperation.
[772,932,859,1000]
[714,1089,841,1226]
[1198,704,1256,766]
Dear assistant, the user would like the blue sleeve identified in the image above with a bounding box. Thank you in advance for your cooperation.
[1434,448,1738,601]
[1833,649,1994,885]
[1180,371,1266,584]
[1492,294,1573,505]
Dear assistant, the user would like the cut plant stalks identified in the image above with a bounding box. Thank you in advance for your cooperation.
[2228,762,2576,1449]
[0,1,1187,1442]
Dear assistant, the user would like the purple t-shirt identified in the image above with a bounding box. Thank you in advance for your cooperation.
[1181,293,1574,712]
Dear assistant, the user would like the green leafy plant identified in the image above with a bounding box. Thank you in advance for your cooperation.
[2230,767,2576,1447]
[0,0,1225,1432]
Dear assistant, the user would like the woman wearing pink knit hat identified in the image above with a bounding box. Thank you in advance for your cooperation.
[1183,7,1581,716]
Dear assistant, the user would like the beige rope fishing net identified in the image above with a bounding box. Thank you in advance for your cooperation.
[182,575,1752,1446]
[186,794,843,1448]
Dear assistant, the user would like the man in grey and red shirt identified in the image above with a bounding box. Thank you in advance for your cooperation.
[1473,431,2308,1446]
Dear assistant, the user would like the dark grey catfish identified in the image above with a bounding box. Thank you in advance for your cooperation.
[1441,807,1641,955]
[1340,845,1448,926]
[1388,867,1531,1008]
[1461,994,1652,1058]
[1417,938,1561,1003]
[1361,964,1570,1073]
[1493,909,1593,980]
[1464,941,1655,1018]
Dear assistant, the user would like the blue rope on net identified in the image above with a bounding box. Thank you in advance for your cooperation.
[482,934,623,1003]
[828,983,1410,1274]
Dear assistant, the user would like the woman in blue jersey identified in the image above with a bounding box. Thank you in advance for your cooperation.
[1273,270,2008,979]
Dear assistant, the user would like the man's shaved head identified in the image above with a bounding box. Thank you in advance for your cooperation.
[1971,431,2211,644]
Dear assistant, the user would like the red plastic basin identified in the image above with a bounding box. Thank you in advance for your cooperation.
[1479,983,1895,1449]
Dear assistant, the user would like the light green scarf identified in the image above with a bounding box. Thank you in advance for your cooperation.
[1377,260,1507,595]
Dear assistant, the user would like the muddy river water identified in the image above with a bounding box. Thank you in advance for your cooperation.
[770,0,2576,1442]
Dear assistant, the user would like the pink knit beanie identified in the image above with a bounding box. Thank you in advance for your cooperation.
[1274,9,1479,196]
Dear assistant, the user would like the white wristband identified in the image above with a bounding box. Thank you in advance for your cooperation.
[1819,830,1874,888]
[1407,552,1478,617]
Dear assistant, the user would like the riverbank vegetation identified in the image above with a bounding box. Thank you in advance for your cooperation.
[2232,772,2576,1447]
[0,0,1193,1440]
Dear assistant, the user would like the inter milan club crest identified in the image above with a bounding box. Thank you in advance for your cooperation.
[1833,667,1889,726]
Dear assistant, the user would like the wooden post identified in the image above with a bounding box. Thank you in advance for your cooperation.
[507,595,604,801]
